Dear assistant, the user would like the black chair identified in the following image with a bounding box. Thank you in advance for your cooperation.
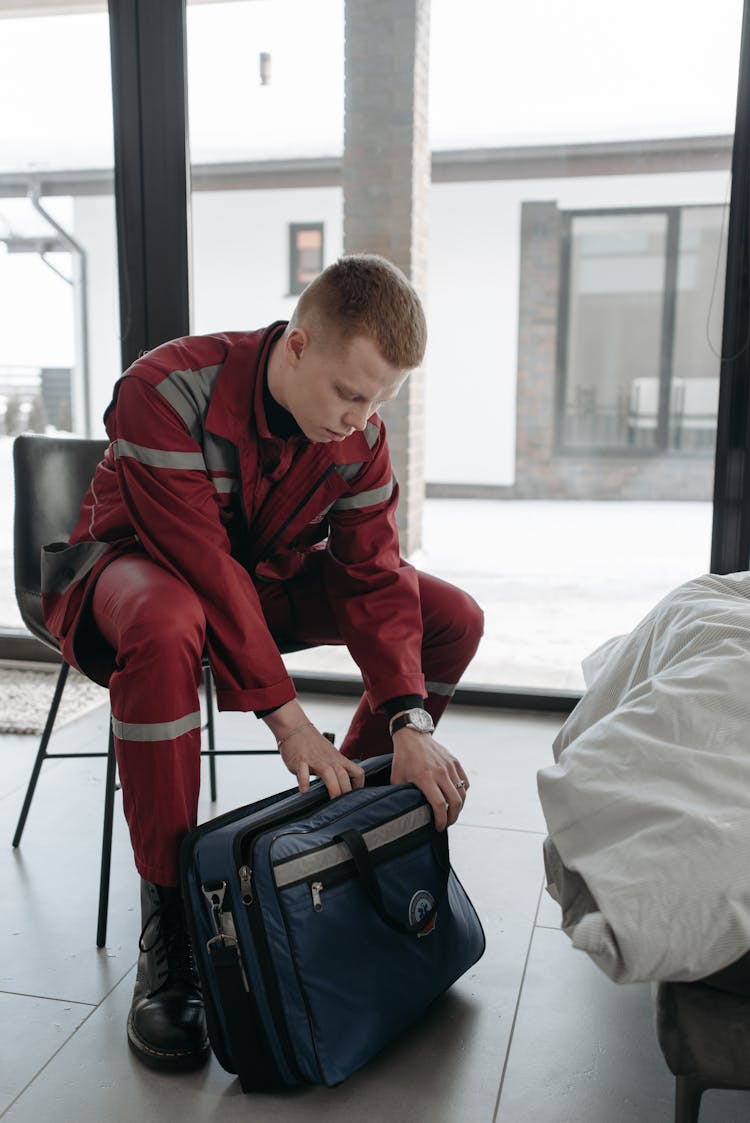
[11,433,309,948]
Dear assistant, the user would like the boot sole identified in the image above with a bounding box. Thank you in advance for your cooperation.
[127,1011,211,1072]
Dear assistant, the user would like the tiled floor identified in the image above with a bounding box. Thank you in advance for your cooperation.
[2,695,749,1123]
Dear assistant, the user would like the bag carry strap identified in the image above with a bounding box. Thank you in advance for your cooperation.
[337,826,451,936]
[209,939,280,1092]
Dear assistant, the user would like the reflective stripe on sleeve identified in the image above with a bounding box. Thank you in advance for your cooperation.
[112,439,206,471]
[156,364,222,441]
[335,461,364,483]
[212,477,239,493]
[111,710,202,742]
[424,680,456,697]
[332,476,394,511]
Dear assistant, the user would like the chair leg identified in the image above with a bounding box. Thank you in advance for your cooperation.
[12,661,70,847]
[204,663,217,802]
[96,720,117,948]
[675,1074,707,1123]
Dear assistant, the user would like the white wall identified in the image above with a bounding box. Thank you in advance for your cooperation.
[426,182,521,485]
[190,187,344,332]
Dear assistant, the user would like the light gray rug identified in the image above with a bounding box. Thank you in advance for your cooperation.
[0,666,108,735]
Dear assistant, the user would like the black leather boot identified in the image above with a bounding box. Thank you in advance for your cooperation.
[127,879,210,1071]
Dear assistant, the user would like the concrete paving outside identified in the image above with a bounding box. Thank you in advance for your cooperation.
[1,435,714,691]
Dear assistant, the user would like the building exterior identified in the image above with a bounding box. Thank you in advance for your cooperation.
[0,136,730,501]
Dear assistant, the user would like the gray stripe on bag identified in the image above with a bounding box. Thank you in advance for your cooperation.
[111,710,202,742]
[332,476,394,512]
[272,804,431,887]
[425,680,456,697]
[112,440,206,471]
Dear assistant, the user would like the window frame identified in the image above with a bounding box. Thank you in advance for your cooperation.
[287,221,324,296]
[555,202,724,458]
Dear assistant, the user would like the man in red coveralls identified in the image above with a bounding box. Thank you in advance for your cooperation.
[42,255,483,1071]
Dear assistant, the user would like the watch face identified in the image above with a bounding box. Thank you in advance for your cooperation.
[409,709,434,731]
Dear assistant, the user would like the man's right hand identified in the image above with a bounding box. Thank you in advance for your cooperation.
[279,726,365,797]
[265,700,364,798]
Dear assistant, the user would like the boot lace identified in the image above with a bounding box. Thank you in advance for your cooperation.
[139,897,199,996]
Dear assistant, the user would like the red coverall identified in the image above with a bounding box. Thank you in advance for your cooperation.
[42,324,483,885]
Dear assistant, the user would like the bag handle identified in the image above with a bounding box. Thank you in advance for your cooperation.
[337,826,451,936]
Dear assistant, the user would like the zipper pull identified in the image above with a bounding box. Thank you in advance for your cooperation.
[238,865,253,905]
[202,880,227,939]
[311,881,324,912]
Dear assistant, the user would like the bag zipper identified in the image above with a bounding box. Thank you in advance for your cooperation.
[236,787,406,1085]
[178,757,392,1085]
[298,822,435,911]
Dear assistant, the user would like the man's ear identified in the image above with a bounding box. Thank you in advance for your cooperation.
[287,327,307,365]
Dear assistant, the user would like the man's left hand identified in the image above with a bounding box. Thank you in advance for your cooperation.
[389,729,469,831]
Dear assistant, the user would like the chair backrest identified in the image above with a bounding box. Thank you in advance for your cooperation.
[13,434,108,649]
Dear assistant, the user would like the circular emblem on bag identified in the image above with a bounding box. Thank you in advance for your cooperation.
[409,890,436,936]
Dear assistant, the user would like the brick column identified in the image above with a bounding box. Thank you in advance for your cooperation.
[515,201,563,496]
[343,0,430,556]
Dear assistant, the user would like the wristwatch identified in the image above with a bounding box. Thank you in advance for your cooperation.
[388,708,435,737]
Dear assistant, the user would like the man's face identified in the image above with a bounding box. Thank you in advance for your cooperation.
[284,330,407,444]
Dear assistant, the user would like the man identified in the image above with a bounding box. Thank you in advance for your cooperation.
[42,254,483,1071]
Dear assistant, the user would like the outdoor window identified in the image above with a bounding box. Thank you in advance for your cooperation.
[288,223,324,295]
[0,8,118,636]
[558,205,726,454]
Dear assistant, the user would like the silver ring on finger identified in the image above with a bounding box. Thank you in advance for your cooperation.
[455,780,465,790]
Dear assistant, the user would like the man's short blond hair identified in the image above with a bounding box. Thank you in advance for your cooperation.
[290,254,427,371]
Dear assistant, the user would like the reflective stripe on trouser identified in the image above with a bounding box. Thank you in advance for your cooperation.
[90,553,484,885]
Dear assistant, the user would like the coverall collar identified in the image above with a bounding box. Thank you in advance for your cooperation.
[205,321,373,464]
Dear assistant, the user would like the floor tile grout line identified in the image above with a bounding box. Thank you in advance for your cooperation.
[0,959,136,1121]
[0,989,99,1008]
[456,821,547,837]
[491,873,546,1123]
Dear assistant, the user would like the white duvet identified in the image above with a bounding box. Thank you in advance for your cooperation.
[537,571,750,984]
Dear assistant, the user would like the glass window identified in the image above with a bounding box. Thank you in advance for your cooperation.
[184,0,743,694]
[288,223,324,295]
[423,0,741,692]
[187,0,344,164]
[558,205,725,455]
[0,9,119,634]
[561,211,670,452]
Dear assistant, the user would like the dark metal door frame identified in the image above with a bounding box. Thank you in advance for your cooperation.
[711,0,750,574]
[108,0,192,369]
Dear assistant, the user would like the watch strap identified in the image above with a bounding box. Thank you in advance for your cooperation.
[388,710,434,737]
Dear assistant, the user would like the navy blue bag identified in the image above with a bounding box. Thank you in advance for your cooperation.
[179,755,485,1090]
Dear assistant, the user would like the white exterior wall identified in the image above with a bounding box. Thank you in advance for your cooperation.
[67,167,732,477]
[190,187,344,333]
